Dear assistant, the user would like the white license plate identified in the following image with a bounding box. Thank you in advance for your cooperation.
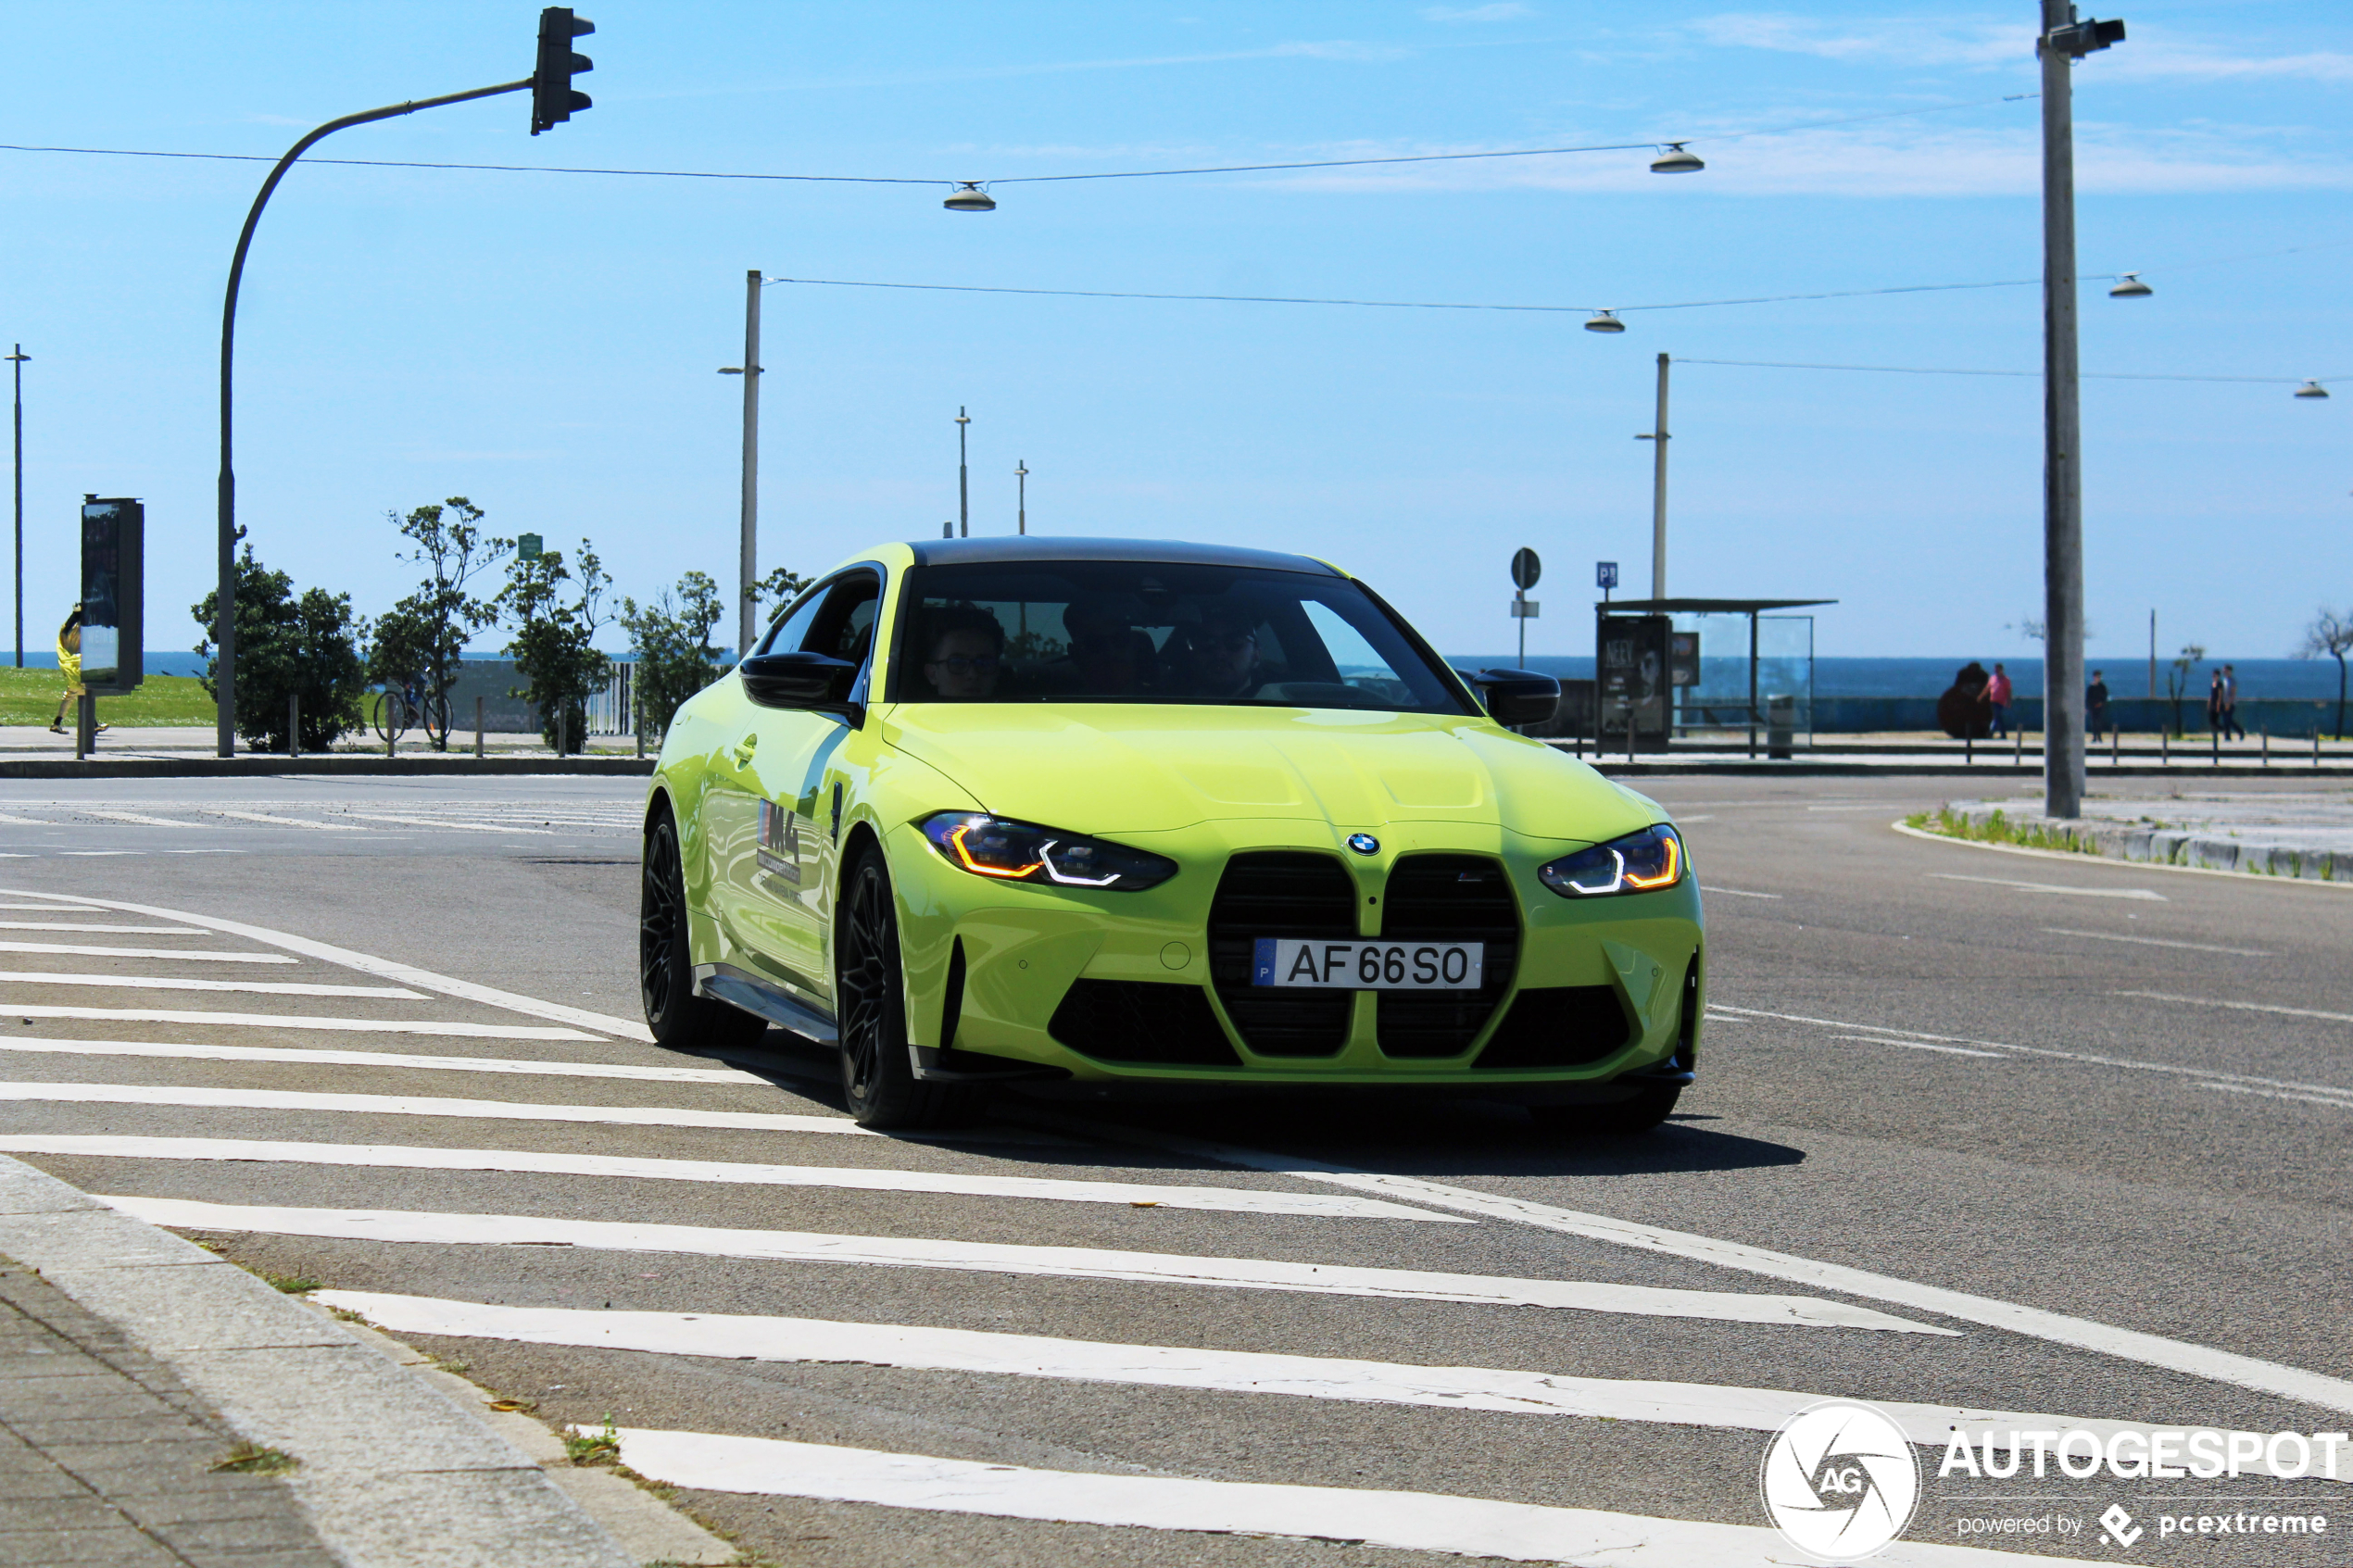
[1252,938,1484,990]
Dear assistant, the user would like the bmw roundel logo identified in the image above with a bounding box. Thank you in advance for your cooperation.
[1346,834,1380,856]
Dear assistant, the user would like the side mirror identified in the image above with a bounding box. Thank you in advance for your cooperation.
[740,651,861,713]
[1464,668,1561,727]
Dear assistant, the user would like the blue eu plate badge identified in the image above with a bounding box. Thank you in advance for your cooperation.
[1252,938,1278,986]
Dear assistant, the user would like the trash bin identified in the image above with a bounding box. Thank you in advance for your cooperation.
[1766,694,1795,759]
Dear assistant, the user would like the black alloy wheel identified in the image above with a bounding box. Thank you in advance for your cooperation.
[835,848,982,1129]
[641,809,765,1050]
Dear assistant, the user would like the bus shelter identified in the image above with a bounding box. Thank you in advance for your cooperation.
[1595,597,1833,756]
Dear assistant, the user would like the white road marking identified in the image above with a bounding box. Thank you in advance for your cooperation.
[1698,886,1781,899]
[0,970,415,998]
[17,1137,1467,1222]
[0,815,57,826]
[606,1429,2088,1567]
[102,1197,1945,1332]
[0,902,110,910]
[0,941,295,964]
[0,1038,758,1083]
[0,1006,598,1040]
[0,921,208,935]
[2200,1082,2353,1111]
[1929,872,2166,901]
[0,889,655,1041]
[206,809,365,831]
[2041,928,2271,957]
[326,1291,2338,1483]
[2114,990,2353,1026]
[75,809,221,830]
[1831,1035,2008,1059]
[6,1085,871,1134]
[340,812,556,835]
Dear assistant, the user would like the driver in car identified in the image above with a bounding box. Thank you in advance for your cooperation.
[922,606,1004,700]
[1181,608,1263,699]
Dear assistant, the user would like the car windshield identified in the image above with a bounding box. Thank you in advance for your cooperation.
[889,560,1472,713]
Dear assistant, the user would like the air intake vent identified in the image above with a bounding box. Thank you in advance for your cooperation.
[1208,851,1356,1057]
[1376,855,1519,1058]
[1049,980,1239,1066]
[1474,985,1631,1069]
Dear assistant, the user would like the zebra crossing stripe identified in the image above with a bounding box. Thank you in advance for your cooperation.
[601,1429,2087,1567]
[0,922,209,935]
[0,1085,871,1134]
[0,941,297,963]
[0,970,416,998]
[0,1006,599,1039]
[101,1197,1945,1331]
[0,1038,758,1083]
[2,1136,1463,1221]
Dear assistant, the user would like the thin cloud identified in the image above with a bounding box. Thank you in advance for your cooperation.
[1689,13,2032,68]
[1422,4,1535,21]
[2102,42,2353,84]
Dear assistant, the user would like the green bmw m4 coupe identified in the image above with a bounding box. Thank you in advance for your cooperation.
[640,538,1703,1130]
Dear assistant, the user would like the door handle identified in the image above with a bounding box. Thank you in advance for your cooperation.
[730,733,759,771]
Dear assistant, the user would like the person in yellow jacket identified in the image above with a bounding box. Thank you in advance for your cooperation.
[49,605,107,734]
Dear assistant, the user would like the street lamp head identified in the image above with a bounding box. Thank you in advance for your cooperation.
[2108,273,2153,298]
[1584,310,1627,333]
[718,366,744,374]
[1649,143,1705,174]
[2294,380,2331,399]
[944,182,997,212]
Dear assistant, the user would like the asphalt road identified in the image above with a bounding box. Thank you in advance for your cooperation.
[0,771,2344,1567]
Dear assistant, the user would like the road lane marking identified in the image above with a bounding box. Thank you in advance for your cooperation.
[1831,1035,2008,1059]
[206,809,365,831]
[13,1137,1466,1222]
[71,809,223,830]
[1041,1111,2353,1416]
[0,1007,599,1040]
[606,1429,2090,1566]
[324,1291,2335,1483]
[1698,886,1781,898]
[0,941,296,963]
[0,1038,760,1082]
[0,921,209,935]
[1928,872,2166,901]
[0,970,416,998]
[2200,1082,2353,1111]
[0,902,113,910]
[2,1085,871,1134]
[2041,928,2271,957]
[2114,990,2353,1026]
[104,1198,1946,1332]
[340,812,556,834]
[0,889,655,1041]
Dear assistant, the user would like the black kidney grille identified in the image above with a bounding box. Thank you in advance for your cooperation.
[1208,851,1357,1057]
[1375,855,1520,1059]
[1473,985,1632,1069]
[1049,979,1239,1066]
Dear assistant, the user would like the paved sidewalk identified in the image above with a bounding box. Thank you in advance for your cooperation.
[1935,790,2353,883]
[0,727,641,759]
[0,1256,332,1567]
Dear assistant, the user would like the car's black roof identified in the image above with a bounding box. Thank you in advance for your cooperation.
[903,536,1340,576]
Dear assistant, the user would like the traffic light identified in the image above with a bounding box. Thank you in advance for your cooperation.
[531,6,594,135]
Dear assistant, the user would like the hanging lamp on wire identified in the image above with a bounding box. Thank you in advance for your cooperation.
[944,182,997,212]
[2109,272,2153,297]
[2294,380,2330,399]
[1649,143,1705,174]
[1584,310,1627,333]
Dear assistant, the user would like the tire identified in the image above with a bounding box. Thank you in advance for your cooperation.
[640,809,766,1051]
[1528,1082,1681,1136]
[835,848,983,1129]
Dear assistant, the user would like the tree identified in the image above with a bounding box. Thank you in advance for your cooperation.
[498,539,611,753]
[746,565,813,662]
[2301,608,2353,740]
[365,497,510,750]
[619,571,725,745]
[191,541,367,751]
[2164,643,2207,738]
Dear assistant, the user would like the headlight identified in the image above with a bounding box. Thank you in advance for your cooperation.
[919,812,1177,892]
[1537,824,1683,898]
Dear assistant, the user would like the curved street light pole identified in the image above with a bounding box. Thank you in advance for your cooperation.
[214,79,529,757]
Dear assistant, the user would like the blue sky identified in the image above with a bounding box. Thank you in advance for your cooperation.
[3,2,2347,663]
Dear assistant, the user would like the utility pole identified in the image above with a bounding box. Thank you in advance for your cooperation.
[6,345,25,668]
[2039,4,2125,819]
[1634,353,1670,600]
[1015,459,1028,535]
[736,270,761,659]
[956,408,971,537]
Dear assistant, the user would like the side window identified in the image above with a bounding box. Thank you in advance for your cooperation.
[804,574,882,668]
[760,587,827,658]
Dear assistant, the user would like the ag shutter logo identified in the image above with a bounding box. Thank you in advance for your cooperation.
[1760,1400,1921,1560]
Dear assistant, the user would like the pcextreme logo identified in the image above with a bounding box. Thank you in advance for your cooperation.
[1760,1400,1921,1560]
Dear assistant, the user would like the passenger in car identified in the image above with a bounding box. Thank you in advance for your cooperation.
[920,606,1004,700]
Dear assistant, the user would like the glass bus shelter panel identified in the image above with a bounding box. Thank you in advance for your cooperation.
[1756,614,1815,742]
[1667,611,1763,735]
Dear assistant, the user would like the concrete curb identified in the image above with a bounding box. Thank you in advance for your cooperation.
[0,757,653,780]
[1928,804,2352,884]
[1576,758,2353,778]
[0,1155,648,1568]
[1891,818,2353,889]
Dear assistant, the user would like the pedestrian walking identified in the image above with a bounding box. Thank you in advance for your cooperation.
[2220,662,2244,741]
[2086,670,2110,739]
[2207,669,2226,740]
[47,604,107,735]
[1985,661,2014,739]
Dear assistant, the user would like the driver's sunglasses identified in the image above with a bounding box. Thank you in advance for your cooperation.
[929,655,1000,673]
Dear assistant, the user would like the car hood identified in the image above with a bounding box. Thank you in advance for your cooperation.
[880,703,1654,843]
